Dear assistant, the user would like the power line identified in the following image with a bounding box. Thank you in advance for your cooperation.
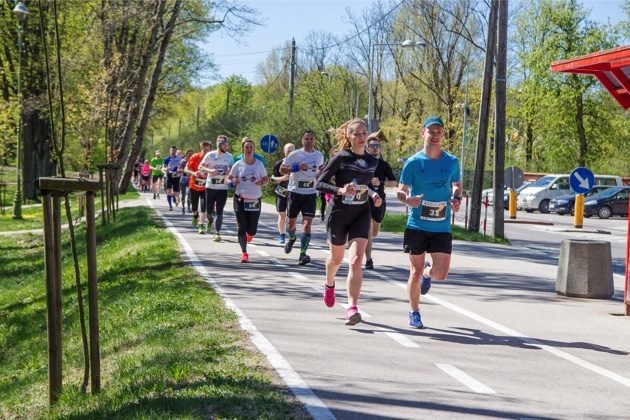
[299,0,408,53]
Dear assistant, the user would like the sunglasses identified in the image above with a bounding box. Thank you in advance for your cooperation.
[368,144,381,148]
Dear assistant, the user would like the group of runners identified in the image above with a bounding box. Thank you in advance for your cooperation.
[136,116,461,329]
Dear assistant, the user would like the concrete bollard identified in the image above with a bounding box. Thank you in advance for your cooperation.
[556,239,614,299]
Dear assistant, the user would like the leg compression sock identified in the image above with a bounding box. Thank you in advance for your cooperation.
[300,233,311,254]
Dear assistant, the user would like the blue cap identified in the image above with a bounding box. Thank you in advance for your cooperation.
[423,116,444,128]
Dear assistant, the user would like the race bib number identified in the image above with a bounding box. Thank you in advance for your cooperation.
[170,172,179,178]
[210,176,225,185]
[348,185,369,205]
[194,177,206,187]
[275,185,288,197]
[420,200,447,221]
[243,199,261,212]
[298,179,315,189]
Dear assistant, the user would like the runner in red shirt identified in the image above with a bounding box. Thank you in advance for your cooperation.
[185,141,212,233]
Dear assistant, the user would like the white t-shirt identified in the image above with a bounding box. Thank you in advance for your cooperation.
[201,151,233,190]
[229,158,267,199]
[282,148,324,195]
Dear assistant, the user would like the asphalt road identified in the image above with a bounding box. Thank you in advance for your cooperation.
[144,192,630,419]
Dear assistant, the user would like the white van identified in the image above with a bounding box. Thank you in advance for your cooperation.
[517,174,623,213]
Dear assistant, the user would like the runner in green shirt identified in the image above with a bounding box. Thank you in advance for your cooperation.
[150,150,165,199]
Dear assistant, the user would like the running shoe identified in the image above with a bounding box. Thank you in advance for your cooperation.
[181,207,185,215]
[204,222,211,233]
[169,205,173,211]
[365,258,374,270]
[213,233,222,242]
[409,311,424,329]
[198,224,205,234]
[421,261,431,295]
[192,217,198,227]
[284,236,296,254]
[153,193,156,199]
[298,254,311,266]
[279,234,285,245]
[241,252,249,263]
[207,217,214,231]
[246,233,253,243]
[323,284,335,307]
[345,305,362,326]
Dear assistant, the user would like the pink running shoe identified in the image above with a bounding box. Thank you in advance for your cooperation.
[323,285,335,307]
[345,305,362,326]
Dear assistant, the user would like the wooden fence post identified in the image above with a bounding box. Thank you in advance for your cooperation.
[85,191,101,393]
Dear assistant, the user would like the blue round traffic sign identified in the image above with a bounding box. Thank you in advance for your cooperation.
[259,134,279,154]
[570,167,595,194]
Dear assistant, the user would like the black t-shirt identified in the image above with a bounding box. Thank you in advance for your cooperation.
[316,149,378,207]
[368,158,396,199]
[273,160,289,196]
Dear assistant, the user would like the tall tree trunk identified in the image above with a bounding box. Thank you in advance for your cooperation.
[525,121,533,170]
[118,0,182,193]
[113,0,166,168]
[23,109,55,200]
[575,92,587,167]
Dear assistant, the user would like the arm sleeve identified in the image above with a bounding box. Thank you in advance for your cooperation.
[385,162,396,181]
[273,161,282,177]
[316,155,340,195]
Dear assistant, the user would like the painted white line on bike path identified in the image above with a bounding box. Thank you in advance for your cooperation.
[377,272,630,388]
[436,364,496,394]
[146,200,336,420]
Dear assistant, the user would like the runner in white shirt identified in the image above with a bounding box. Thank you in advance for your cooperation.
[200,135,234,242]
[280,130,324,265]
[227,137,269,263]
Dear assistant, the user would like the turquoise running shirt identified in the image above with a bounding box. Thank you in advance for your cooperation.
[399,150,460,233]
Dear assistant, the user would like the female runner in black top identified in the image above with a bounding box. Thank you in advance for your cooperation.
[316,118,382,325]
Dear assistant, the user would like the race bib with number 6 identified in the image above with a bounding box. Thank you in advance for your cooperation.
[275,185,288,197]
[243,199,261,212]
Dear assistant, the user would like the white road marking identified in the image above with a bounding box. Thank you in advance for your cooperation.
[384,332,420,348]
[384,278,630,388]
[436,363,496,394]
[290,272,309,281]
[145,199,336,420]
[256,250,270,257]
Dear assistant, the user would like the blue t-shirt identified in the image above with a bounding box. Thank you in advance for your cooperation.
[400,150,460,233]
[164,155,182,176]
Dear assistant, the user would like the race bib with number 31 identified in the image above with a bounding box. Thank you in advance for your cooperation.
[420,200,447,221]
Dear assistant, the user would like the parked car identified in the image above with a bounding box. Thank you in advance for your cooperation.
[481,181,533,208]
[583,186,630,219]
[517,174,623,213]
[503,181,532,210]
[548,185,612,215]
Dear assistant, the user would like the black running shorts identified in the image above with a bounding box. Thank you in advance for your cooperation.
[151,174,164,183]
[369,197,387,223]
[166,174,180,192]
[403,229,453,255]
[287,192,316,219]
[326,204,371,246]
[276,195,288,213]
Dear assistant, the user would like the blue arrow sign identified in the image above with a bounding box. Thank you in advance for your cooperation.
[570,167,595,194]
[259,134,279,154]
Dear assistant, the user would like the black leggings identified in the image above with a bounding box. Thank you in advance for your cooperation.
[190,189,205,215]
[205,189,228,231]
[233,196,261,252]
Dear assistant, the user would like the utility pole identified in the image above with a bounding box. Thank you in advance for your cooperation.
[226,87,231,115]
[289,38,296,114]
[469,0,499,232]
[493,0,508,238]
[196,106,200,129]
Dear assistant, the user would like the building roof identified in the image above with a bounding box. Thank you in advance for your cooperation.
[550,45,630,109]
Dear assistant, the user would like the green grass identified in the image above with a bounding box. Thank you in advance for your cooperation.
[0,206,306,419]
[380,213,511,245]
[0,190,139,232]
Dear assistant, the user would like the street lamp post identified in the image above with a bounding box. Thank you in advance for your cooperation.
[12,1,28,219]
[367,40,421,133]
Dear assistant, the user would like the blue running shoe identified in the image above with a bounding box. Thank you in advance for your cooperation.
[279,234,286,245]
[409,311,424,328]
[421,261,431,295]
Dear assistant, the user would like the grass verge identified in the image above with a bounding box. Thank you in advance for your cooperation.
[380,213,511,244]
[0,190,139,232]
[0,206,306,418]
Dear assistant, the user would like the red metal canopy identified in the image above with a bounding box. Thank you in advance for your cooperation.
[550,45,630,109]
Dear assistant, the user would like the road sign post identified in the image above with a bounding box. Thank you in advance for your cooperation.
[569,167,594,229]
[259,134,279,155]
[504,166,524,220]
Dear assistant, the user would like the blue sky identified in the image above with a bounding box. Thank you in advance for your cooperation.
[200,0,627,86]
